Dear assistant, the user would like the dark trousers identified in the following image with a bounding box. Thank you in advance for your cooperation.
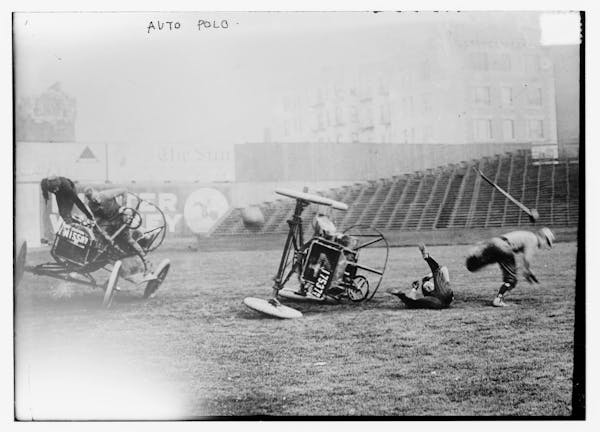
[466,238,517,286]
[57,200,76,224]
[401,256,453,309]
[98,220,144,257]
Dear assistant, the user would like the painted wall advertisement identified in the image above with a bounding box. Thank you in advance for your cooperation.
[41,183,232,243]
[16,141,234,183]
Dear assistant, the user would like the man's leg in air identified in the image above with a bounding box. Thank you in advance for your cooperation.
[419,243,440,272]
[418,243,453,307]
[419,243,449,288]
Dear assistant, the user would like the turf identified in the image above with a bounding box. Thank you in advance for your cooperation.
[14,242,577,418]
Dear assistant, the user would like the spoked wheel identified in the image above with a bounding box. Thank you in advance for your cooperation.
[15,241,27,288]
[143,259,170,299]
[103,260,122,309]
[347,275,370,302]
[342,225,389,301]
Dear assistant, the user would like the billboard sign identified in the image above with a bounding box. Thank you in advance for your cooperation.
[41,183,232,242]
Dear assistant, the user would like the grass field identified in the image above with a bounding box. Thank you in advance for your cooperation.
[15,241,577,419]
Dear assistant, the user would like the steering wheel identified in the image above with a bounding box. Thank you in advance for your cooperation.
[120,207,143,229]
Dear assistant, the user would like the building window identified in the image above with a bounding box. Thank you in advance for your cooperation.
[501,87,513,106]
[528,119,544,139]
[335,106,344,125]
[474,86,491,105]
[474,119,493,140]
[360,81,373,100]
[380,103,391,124]
[502,119,515,140]
[378,77,389,95]
[422,93,431,112]
[317,111,325,130]
[421,59,431,80]
[350,106,358,123]
[528,88,543,106]
[468,52,489,71]
[315,89,324,105]
[361,107,373,128]
[310,113,319,132]
[495,53,511,71]
[423,126,433,143]
[525,54,540,73]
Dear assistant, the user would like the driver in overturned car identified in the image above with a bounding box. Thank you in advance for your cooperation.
[390,243,454,309]
[83,186,151,276]
[40,175,94,224]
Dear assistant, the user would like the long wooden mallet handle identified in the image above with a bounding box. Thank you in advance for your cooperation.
[473,167,539,222]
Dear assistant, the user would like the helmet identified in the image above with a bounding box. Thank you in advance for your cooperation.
[538,227,555,248]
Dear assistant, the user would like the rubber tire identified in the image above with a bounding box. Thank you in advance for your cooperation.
[103,260,122,309]
[143,259,170,299]
[15,241,27,288]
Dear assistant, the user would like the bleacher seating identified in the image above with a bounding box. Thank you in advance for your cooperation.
[418,167,452,230]
[371,176,407,228]
[502,153,526,226]
[435,169,464,229]
[403,173,436,230]
[449,164,477,228]
[387,176,421,229]
[211,150,580,236]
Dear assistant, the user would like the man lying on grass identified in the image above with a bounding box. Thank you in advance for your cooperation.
[390,244,454,309]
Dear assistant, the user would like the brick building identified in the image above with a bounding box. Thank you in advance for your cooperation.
[271,12,558,146]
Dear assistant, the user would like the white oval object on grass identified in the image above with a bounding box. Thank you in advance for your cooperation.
[243,297,303,319]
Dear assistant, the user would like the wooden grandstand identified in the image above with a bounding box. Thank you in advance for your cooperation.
[211,150,580,236]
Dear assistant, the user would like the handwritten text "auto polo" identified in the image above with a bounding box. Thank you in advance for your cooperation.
[147,20,230,33]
